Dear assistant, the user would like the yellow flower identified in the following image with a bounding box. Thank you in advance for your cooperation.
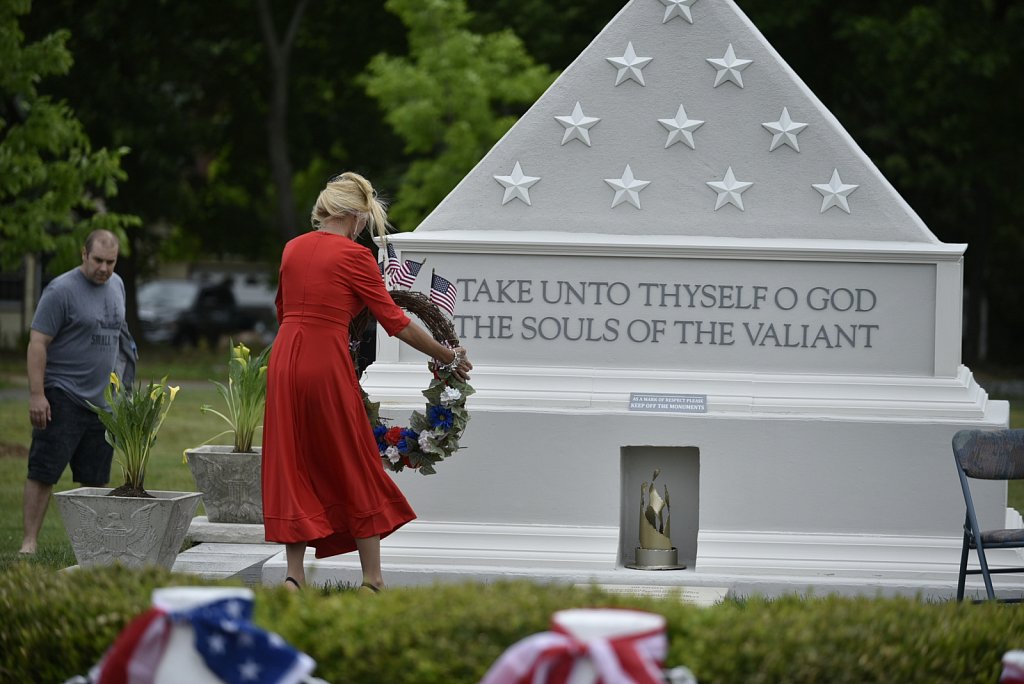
[109,372,120,392]
[150,385,163,402]
[169,386,180,401]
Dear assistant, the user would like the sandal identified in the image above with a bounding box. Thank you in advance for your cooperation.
[284,576,302,590]
[358,582,382,594]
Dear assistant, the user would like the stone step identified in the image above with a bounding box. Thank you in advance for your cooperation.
[172,542,282,584]
[186,516,267,544]
[173,518,1024,601]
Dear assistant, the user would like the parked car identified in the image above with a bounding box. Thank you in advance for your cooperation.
[137,278,275,347]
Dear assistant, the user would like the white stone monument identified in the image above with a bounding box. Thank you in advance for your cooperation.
[284,0,1019,597]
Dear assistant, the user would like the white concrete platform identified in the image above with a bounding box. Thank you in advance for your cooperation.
[174,518,1024,601]
[250,519,1024,602]
[260,550,1024,602]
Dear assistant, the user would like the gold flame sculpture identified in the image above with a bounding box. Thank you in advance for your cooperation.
[639,469,672,550]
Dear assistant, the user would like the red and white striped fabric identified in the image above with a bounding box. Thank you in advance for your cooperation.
[1002,651,1024,684]
[479,609,667,684]
[90,608,172,684]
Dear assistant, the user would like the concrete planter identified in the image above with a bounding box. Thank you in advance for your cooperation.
[54,487,202,569]
[185,445,263,524]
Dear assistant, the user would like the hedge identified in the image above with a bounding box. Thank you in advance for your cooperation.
[1,564,1022,683]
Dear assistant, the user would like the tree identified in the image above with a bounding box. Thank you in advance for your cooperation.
[469,0,622,71]
[0,0,137,272]
[363,0,557,230]
[257,0,309,243]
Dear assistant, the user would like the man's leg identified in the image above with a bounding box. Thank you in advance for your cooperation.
[20,479,53,554]
[23,388,79,554]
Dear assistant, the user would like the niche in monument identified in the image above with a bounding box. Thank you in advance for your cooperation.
[619,447,700,569]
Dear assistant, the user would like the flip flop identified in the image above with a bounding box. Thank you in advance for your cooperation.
[284,576,302,590]
[358,582,382,594]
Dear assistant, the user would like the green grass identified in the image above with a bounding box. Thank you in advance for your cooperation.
[0,345,234,387]
[0,345,257,571]
[0,384,237,571]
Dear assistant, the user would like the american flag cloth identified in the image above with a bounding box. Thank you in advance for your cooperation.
[392,258,424,289]
[88,597,315,684]
[430,271,458,317]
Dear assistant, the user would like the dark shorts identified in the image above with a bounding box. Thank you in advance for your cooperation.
[27,387,114,486]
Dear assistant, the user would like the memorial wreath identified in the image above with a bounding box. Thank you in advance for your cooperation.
[350,290,474,475]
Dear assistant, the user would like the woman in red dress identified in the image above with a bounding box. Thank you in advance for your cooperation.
[263,172,471,592]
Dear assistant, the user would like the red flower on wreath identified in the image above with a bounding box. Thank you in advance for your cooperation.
[384,426,405,446]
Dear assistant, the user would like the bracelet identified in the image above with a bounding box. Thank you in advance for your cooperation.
[436,348,462,373]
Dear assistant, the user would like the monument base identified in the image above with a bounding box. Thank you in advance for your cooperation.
[256,520,1024,600]
[627,547,686,571]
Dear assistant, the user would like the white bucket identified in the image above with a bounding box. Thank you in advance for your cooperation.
[152,587,254,684]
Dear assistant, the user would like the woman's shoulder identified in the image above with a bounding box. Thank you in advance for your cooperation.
[333,237,376,262]
[288,232,377,265]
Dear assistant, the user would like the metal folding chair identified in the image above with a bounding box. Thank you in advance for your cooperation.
[953,429,1024,602]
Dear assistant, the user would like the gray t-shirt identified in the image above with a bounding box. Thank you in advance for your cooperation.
[32,268,127,410]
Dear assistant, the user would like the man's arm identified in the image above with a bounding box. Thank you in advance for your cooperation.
[27,330,53,429]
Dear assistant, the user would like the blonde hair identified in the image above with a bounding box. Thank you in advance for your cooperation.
[311,171,390,240]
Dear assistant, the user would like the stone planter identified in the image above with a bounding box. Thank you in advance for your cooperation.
[54,487,202,569]
[184,445,263,524]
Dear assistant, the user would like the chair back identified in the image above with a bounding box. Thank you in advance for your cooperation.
[953,429,1024,480]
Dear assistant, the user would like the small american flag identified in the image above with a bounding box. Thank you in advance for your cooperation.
[430,271,458,317]
[393,258,424,289]
[378,242,402,285]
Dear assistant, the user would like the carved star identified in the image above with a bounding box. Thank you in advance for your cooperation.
[604,165,651,209]
[658,104,704,149]
[762,107,808,152]
[660,0,698,23]
[812,169,859,213]
[554,102,601,146]
[706,167,753,211]
[606,42,653,86]
[493,161,540,206]
[706,44,752,88]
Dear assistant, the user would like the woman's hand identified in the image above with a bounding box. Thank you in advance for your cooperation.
[450,346,472,382]
[435,346,472,381]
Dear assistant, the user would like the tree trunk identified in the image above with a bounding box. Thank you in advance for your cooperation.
[963,191,991,366]
[257,0,309,243]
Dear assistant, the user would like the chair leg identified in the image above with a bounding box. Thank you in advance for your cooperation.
[956,531,970,602]
[976,542,997,601]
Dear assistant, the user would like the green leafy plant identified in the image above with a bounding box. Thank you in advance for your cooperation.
[88,373,179,496]
[194,342,271,453]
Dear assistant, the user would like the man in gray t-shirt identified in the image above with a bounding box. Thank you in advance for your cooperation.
[19,229,136,555]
